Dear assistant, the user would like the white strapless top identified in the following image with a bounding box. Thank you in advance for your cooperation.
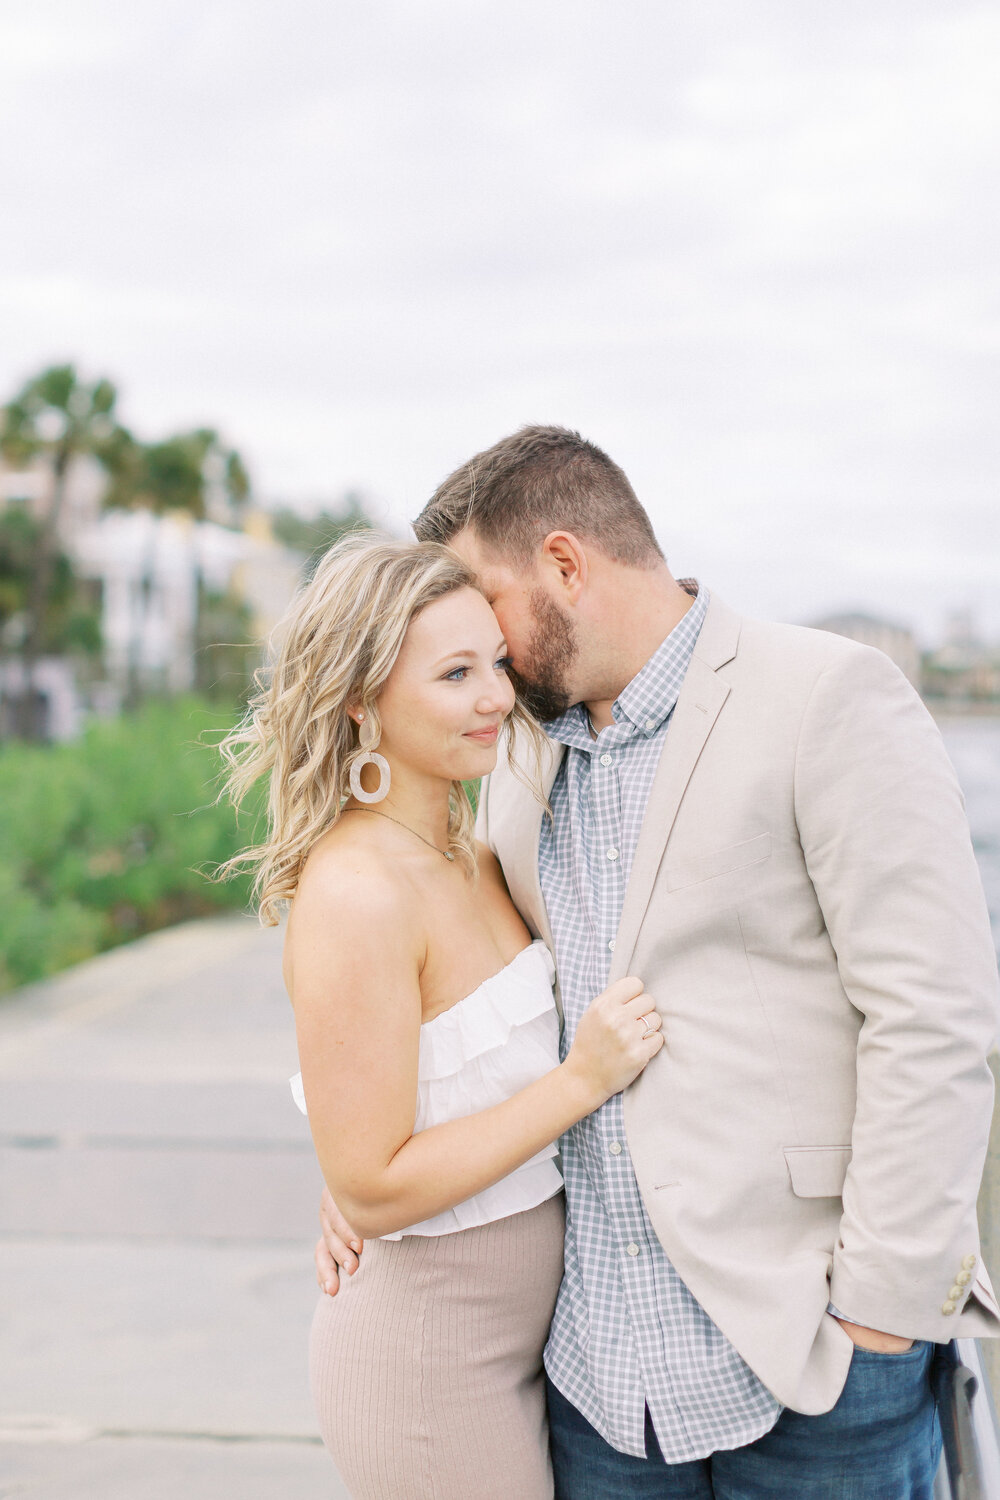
[289,938,564,1238]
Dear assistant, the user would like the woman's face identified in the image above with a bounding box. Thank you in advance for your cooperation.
[371,586,516,784]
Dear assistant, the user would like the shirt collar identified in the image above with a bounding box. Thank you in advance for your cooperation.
[544,580,708,751]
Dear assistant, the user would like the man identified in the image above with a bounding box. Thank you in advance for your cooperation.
[317,425,1000,1496]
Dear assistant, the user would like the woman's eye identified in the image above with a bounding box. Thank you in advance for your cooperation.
[444,658,511,681]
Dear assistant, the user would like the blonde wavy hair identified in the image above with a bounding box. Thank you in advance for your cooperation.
[211,530,547,925]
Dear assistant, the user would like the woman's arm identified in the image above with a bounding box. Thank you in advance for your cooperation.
[287,857,660,1241]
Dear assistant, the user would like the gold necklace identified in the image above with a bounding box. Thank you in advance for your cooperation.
[341,807,456,861]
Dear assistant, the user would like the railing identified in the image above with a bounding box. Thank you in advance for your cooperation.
[933,1340,1000,1499]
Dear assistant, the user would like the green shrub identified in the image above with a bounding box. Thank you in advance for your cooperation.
[0,695,264,994]
[0,696,485,996]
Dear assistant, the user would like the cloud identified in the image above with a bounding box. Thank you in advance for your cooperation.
[0,0,997,638]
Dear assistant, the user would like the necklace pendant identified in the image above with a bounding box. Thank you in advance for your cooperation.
[444,850,456,861]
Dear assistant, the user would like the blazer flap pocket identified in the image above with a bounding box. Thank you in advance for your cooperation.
[784,1145,852,1198]
[664,833,772,892]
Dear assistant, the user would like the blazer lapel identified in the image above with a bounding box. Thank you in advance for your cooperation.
[609,595,741,982]
[491,734,564,962]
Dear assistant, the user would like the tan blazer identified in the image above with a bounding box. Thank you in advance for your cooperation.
[477,592,1000,1413]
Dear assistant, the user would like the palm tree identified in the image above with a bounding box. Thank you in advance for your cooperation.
[103,427,250,523]
[98,426,253,709]
[0,365,122,739]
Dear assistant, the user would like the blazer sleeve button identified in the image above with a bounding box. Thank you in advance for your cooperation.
[942,1300,957,1315]
[948,1285,964,1301]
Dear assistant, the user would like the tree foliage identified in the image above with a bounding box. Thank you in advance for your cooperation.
[0,694,266,992]
[194,580,258,704]
[0,365,123,734]
[0,504,101,656]
[0,363,255,737]
[269,490,372,575]
[0,364,119,472]
[103,426,251,522]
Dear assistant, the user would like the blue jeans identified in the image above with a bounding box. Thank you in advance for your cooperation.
[547,1340,943,1499]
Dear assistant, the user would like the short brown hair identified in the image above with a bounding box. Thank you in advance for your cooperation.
[413,425,665,569]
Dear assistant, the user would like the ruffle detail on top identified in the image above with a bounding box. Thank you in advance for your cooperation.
[417,940,557,1082]
[287,940,557,1117]
[288,938,565,1237]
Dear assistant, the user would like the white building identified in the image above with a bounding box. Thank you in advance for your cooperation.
[0,451,106,545]
[70,507,302,701]
[0,655,83,740]
[0,453,304,733]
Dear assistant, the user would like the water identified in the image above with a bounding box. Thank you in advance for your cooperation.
[938,716,1000,960]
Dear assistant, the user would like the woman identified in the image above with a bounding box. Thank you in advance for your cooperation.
[215,532,662,1499]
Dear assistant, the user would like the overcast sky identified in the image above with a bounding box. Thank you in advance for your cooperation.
[2,0,998,642]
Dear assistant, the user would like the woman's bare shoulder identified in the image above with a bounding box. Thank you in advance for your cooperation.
[289,825,423,952]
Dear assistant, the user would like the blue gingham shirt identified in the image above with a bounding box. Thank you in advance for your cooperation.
[539,583,783,1461]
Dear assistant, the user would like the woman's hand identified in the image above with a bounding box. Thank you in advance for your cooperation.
[564,977,663,1106]
[291,852,665,1239]
[315,1186,365,1296]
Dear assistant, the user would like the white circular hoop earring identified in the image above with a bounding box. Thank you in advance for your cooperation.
[349,717,391,804]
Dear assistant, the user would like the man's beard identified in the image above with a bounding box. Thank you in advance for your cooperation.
[507,588,579,724]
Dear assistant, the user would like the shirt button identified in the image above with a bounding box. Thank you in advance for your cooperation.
[607,939,616,952]
[606,847,619,862]
[645,718,657,732]
[626,1242,640,1257]
[609,1140,623,1155]
[600,752,613,767]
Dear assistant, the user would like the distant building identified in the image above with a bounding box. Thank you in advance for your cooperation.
[943,607,981,654]
[922,609,1000,706]
[72,508,233,699]
[0,451,106,547]
[0,458,305,735]
[70,508,303,704]
[0,656,83,740]
[809,611,921,687]
[232,508,304,648]
[0,454,107,737]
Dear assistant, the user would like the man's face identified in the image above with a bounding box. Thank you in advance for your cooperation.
[448,528,580,723]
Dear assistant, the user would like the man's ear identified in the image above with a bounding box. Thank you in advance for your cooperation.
[540,531,588,603]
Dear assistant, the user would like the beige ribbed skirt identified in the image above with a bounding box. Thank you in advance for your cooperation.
[309,1192,565,1500]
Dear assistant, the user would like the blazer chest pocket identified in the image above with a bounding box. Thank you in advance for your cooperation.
[784,1146,852,1198]
[663,832,772,892]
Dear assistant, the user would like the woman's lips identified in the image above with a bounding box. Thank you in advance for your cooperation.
[464,727,499,743]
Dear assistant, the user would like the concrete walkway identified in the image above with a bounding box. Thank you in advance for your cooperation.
[0,913,347,1499]
[3,911,999,1499]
